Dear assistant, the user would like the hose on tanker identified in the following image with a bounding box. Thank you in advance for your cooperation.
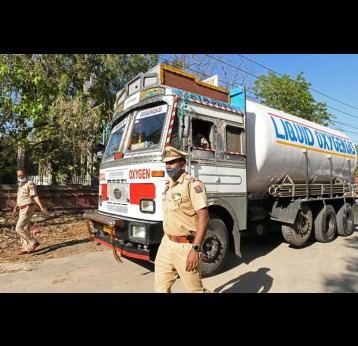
[85,219,95,241]
[110,228,122,264]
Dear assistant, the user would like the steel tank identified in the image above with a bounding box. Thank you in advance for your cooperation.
[246,100,357,196]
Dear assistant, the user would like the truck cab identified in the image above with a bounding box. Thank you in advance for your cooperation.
[84,64,247,277]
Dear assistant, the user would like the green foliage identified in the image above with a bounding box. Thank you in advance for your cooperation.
[0,54,158,184]
[0,136,17,184]
[253,71,335,126]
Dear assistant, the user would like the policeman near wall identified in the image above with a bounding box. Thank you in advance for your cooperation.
[154,146,210,293]
[12,168,48,255]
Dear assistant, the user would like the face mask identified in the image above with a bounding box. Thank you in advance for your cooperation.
[166,167,182,181]
[18,177,27,183]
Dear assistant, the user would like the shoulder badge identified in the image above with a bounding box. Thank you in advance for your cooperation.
[194,185,203,193]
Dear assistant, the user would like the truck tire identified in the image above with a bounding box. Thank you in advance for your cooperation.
[201,215,229,278]
[281,204,313,247]
[314,204,337,243]
[336,203,354,237]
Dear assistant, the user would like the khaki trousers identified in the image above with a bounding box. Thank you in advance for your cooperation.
[154,234,209,293]
[15,204,38,251]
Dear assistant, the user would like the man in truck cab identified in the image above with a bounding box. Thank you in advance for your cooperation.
[154,146,211,293]
[129,121,144,150]
[193,132,210,149]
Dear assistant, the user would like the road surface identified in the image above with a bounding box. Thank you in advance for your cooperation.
[1,226,357,293]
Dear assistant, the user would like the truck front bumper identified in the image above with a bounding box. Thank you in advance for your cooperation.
[94,234,154,261]
[83,210,163,262]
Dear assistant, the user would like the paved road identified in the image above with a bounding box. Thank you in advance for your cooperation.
[1,226,357,293]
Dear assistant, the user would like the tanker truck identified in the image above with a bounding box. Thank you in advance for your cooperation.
[84,64,357,277]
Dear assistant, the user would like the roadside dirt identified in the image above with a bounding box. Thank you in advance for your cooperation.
[0,211,107,264]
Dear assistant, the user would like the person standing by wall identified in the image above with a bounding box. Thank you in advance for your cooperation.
[154,146,210,293]
[12,168,48,255]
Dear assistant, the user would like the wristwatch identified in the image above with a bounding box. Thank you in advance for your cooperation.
[192,244,201,252]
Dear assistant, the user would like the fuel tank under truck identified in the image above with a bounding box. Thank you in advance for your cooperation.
[245,100,357,197]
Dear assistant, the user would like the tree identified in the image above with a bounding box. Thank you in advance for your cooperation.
[0,137,17,184]
[0,54,158,184]
[252,71,335,126]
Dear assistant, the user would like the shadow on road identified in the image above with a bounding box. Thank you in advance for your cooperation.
[217,231,284,275]
[323,229,358,293]
[129,257,155,275]
[126,231,286,278]
[118,225,342,283]
[35,238,92,255]
[213,267,273,293]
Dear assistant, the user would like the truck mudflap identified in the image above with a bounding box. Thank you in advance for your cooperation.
[94,234,151,261]
[270,199,301,224]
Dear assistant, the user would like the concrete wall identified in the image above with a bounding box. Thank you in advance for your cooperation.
[0,185,98,212]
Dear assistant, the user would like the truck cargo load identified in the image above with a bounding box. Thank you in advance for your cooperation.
[246,100,356,196]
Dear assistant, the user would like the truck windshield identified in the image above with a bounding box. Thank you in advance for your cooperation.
[128,104,168,151]
[104,117,128,159]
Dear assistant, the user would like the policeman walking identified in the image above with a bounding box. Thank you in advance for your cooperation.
[154,146,210,293]
[12,168,48,255]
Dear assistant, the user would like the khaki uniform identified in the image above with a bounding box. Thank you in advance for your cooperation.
[15,180,38,251]
[162,173,207,236]
[154,171,209,293]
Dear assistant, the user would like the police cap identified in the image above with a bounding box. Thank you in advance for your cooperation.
[163,146,188,163]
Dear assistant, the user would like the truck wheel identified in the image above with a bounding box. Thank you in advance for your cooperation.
[281,204,313,247]
[336,203,354,237]
[314,204,337,243]
[201,215,229,278]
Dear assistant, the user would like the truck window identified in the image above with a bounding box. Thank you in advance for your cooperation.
[104,118,128,160]
[128,104,167,151]
[192,119,213,150]
[169,114,180,148]
[226,125,244,155]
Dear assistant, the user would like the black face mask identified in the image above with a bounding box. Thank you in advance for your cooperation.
[166,167,182,181]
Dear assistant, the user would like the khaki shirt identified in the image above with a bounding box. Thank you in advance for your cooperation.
[162,172,208,236]
[17,180,37,207]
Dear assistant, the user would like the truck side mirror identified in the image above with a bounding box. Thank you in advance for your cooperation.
[182,114,190,138]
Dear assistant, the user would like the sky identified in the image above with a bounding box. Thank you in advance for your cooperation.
[235,54,358,146]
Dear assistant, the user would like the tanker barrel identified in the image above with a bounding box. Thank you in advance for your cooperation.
[246,100,357,197]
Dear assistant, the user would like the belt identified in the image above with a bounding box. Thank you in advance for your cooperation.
[167,234,192,243]
[20,203,34,209]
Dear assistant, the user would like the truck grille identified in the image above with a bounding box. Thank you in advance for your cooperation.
[107,204,128,213]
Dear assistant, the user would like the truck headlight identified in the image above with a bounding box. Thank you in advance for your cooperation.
[129,223,147,243]
[140,199,155,213]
